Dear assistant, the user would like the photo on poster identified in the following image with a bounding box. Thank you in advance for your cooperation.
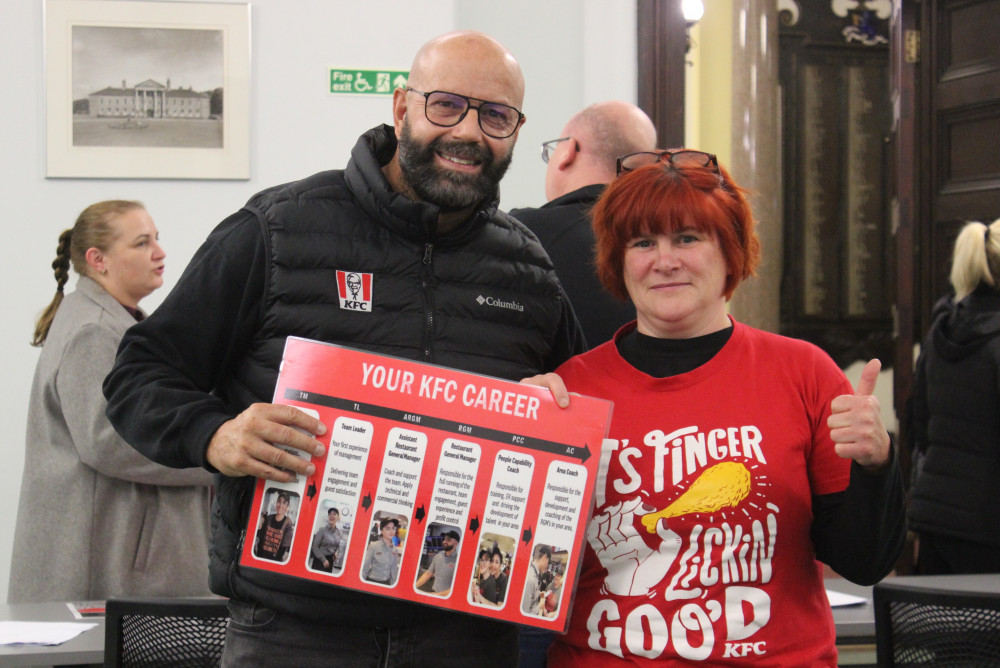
[520,544,569,619]
[252,488,300,564]
[306,498,352,576]
[413,522,463,597]
[469,532,516,609]
[359,511,408,587]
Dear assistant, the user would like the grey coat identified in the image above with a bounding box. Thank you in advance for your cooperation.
[9,276,213,603]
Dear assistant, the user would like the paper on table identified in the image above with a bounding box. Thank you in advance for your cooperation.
[826,589,868,607]
[0,621,98,646]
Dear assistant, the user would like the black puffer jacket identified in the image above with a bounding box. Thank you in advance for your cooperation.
[105,124,584,624]
[908,287,1000,546]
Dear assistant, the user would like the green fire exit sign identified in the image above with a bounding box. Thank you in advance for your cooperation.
[329,69,409,95]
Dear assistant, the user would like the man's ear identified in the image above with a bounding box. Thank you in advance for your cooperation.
[555,138,579,171]
[391,86,408,137]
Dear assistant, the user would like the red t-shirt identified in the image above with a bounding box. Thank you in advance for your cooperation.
[548,321,852,667]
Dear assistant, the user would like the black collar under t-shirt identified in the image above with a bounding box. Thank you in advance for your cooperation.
[615,325,733,378]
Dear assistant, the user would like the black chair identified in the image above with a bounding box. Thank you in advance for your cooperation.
[104,597,229,668]
[874,575,1000,666]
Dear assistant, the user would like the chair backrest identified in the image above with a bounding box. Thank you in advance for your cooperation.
[104,597,229,668]
[874,577,1000,667]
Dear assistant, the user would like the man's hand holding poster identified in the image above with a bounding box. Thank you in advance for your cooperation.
[240,337,612,631]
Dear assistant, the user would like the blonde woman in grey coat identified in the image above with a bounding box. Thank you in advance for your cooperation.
[9,200,214,603]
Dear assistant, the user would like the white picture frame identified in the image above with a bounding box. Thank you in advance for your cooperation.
[45,0,250,179]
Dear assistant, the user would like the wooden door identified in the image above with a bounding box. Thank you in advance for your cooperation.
[778,3,896,369]
[893,0,1000,446]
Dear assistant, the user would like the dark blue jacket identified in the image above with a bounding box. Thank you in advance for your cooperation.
[511,185,635,348]
[908,287,1000,546]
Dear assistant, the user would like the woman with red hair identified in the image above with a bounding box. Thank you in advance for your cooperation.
[526,151,905,666]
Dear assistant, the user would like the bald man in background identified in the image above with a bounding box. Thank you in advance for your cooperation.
[511,101,657,348]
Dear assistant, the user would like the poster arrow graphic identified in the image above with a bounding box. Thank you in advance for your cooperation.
[285,388,595,462]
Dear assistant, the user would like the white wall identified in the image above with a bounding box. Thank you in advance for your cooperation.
[0,0,637,603]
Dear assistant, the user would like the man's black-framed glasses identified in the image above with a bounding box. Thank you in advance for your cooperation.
[616,149,720,177]
[541,137,575,164]
[406,88,524,139]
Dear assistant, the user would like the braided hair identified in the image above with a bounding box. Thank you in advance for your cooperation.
[31,200,144,346]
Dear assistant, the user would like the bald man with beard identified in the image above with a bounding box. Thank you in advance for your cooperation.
[104,31,584,667]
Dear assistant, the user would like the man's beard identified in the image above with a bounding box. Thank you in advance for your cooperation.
[397,121,513,212]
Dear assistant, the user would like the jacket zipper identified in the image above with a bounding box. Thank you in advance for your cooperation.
[421,243,435,361]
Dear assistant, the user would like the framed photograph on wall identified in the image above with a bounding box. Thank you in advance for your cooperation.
[45,0,250,179]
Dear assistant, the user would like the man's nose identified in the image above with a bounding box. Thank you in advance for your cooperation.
[449,107,486,141]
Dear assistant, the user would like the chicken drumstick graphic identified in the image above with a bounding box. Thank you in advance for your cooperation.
[641,461,752,533]
[588,462,753,596]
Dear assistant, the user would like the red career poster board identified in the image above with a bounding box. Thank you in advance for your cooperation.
[240,337,613,631]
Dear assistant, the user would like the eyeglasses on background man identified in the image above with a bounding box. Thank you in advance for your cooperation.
[541,137,578,164]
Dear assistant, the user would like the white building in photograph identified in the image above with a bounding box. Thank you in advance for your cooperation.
[88,78,212,118]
